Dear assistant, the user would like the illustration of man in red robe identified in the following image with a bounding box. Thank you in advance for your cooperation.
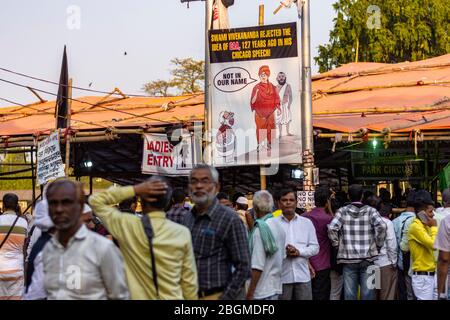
[250,65,280,151]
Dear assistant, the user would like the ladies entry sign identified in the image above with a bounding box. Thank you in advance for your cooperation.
[141,133,198,176]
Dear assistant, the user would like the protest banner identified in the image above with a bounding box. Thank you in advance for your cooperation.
[297,191,315,210]
[209,22,302,167]
[142,133,198,176]
[37,131,66,185]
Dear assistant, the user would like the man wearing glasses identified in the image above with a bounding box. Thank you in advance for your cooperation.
[183,164,251,300]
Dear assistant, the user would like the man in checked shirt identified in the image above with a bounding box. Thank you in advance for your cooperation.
[183,164,251,300]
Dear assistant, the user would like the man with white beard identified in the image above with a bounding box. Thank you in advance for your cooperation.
[275,72,293,137]
[183,164,251,300]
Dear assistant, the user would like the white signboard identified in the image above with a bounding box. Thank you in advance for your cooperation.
[297,191,315,210]
[37,132,65,185]
[209,22,302,167]
[142,133,197,176]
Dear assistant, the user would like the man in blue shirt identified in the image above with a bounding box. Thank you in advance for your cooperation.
[392,190,416,300]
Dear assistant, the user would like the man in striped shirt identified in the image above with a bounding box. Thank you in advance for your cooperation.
[0,193,28,300]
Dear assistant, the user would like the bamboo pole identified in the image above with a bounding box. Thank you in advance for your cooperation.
[313,102,450,115]
[384,112,450,132]
[204,0,213,165]
[313,79,450,96]
[0,135,121,149]
[326,136,450,142]
[0,125,199,145]
[259,4,267,191]
[65,79,73,176]
[73,100,204,114]
[69,135,119,143]
[312,62,450,81]
[26,87,47,103]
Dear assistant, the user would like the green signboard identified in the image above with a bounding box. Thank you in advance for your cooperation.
[351,149,424,179]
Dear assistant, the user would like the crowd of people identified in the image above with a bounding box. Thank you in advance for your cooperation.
[0,164,449,300]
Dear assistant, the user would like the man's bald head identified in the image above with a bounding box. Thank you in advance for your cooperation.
[46,179,85,206]
[46,179,85,232]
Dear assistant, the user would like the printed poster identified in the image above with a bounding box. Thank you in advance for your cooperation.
[37,131,66,185]
[142,133,198,176]
[297,191,315,210]
[209,22,302,167]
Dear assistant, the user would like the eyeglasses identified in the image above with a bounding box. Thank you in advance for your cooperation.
[189,178,213,186]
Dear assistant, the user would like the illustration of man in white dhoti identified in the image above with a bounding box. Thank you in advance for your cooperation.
[179,139,189,168]
[275,72,293,137]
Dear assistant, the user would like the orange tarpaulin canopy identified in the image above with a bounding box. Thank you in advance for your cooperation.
[0,94,204,136]
[0,54,449,137]
[312,54,450,133]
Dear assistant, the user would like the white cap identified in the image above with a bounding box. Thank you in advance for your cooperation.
[236,196,248,205]
[34,200,54,232]
[83,204,92,214]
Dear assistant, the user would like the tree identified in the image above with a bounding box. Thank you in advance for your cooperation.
[315,0,450,73]
[142,58,205,96]
[170,58,205,94]
[142,80,174,97]
[0,152,33,191]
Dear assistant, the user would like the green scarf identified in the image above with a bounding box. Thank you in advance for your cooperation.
[248,213,278,257]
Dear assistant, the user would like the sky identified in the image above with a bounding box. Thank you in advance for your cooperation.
[0,0,336,107]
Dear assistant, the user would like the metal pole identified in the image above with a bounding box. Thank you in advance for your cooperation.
[89,175,93,195]
[65,78,73,176]
[30,146,36,205]
[258,9,267,190]
[300,0,315,193]
[204,0,213,164]
[259,4,267,190]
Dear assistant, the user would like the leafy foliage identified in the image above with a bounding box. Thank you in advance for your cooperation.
[0,152,33,191]
[143,58,205,96]
[315,0,450,72]
[142,80,174,97]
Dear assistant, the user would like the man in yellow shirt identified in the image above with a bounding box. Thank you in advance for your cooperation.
[89,176,198,300]
[408,190,438,300]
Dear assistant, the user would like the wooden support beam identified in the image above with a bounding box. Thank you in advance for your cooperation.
[26,86,47,103]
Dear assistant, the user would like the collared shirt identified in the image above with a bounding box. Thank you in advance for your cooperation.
[166,204,190,224]
[435,207,450,229]
[89,186,198,300]
[408,218,438,272]
[43,224,129,300]
[273,213,319,284]
[303,208,333,271]
[434,214,450,297]
[251,218,285,299]
[375,217,398,267]
[0,211,28,273]
[392,211,416,269]
[236,209,249,230]
[183,198,251,300]
[24,251,46,300]
[272,210,282,218]
[435,215,450,252]
[328,204,387,264]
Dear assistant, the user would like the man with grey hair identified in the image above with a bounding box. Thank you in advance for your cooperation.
[435,189,450,228]
[183,164,251,300]
[246,191,285,300]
